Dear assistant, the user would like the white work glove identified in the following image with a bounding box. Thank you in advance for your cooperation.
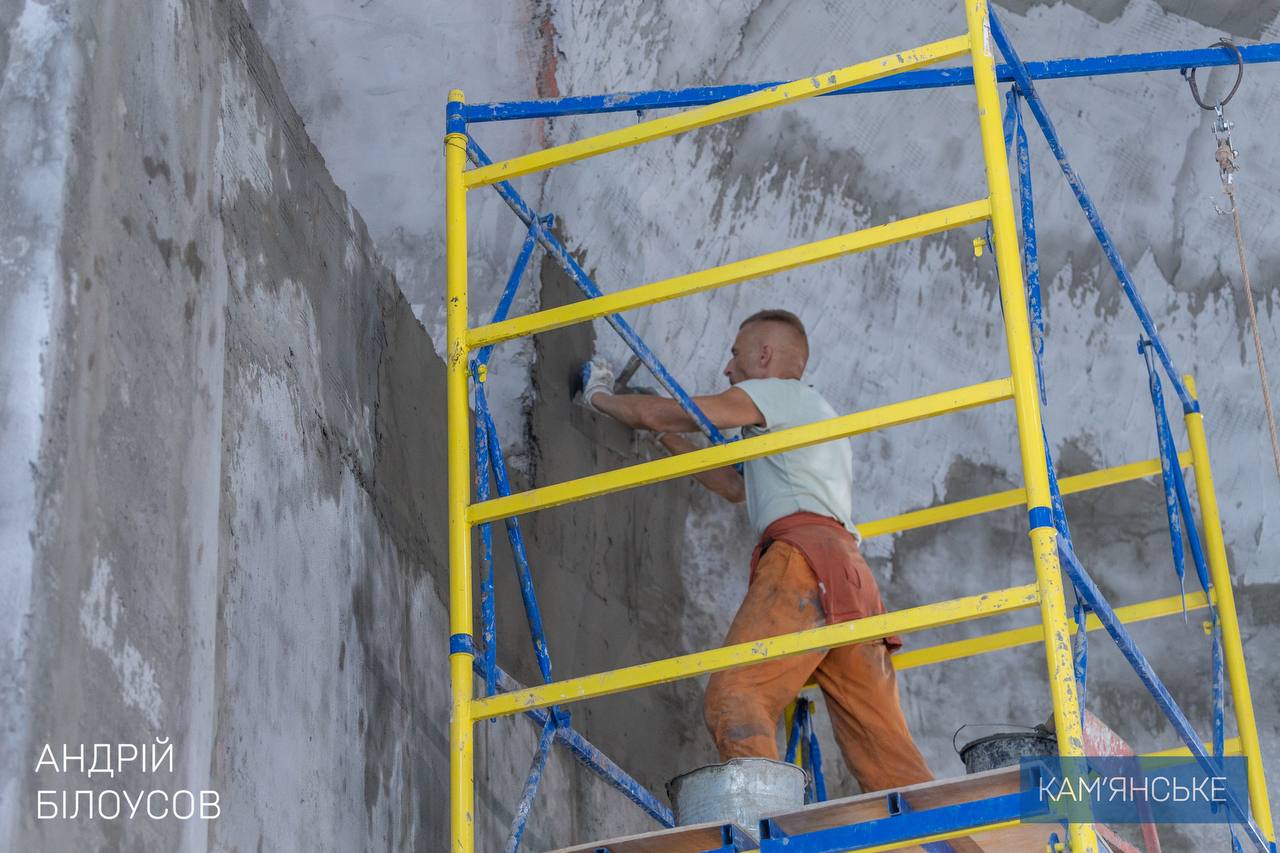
[578,358,615,413]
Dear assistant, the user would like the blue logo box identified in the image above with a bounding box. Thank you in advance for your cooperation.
[1018,755,1249,824]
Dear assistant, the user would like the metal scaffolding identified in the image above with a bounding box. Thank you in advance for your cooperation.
[444,3,1279,850]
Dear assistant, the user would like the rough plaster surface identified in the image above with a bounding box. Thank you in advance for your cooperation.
[528,2,1280,848]
[238,0,1280,848]
[5,0,1280,851]
[240,0,560,459]
[245,0,1275,847]
[0,0,650,850]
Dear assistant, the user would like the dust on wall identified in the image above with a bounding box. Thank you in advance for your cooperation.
[0,0,669,850]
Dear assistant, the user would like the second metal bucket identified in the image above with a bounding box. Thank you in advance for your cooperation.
[666,758,807,838]
[959,729,1058,774]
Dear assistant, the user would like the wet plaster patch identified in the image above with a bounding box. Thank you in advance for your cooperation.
[78,558,164,729]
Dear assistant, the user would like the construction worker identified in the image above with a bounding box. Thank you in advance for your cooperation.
[579,309,936,794]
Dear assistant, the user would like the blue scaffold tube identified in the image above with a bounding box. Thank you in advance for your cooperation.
[477,225,540,370]
[1142,340,1190,610]
[803,701,827,803]
[986,5,1197,414]
[478,398,555,684]
[474,393,498,697]
[552,725,676,827]
[504,716,558,853]
[1138,342,1241,845]
[1009,91,1046,405]
[471,659,675,827]
[473,211,550,688]
[466,136,729,445]
[785,702,804,765]
[463,44,1280,123]
[1055,541,1269,851]
[760,792,1030,852]
[1140,339,1214,595]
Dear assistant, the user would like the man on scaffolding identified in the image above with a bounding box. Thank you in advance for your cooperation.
[581,308,936,794]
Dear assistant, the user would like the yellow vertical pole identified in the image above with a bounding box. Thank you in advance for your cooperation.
[445,89,476,853]
[962,3,1096,851]
[1183,375,1275,843]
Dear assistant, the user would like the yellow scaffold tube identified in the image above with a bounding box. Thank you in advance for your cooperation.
[468,199,991,349]
[1146,736,1243,760]
[893,590,1211,671]
[963,3,1096,850]
[1183,375,1276,842]
[445,90,475,853]
[472,584,1040,721]
[858,453,1191,539]
[469,378,1013,524]
[463,35,971,187]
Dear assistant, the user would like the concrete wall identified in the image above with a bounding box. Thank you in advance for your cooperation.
[532,3,1280,849]
[0,1,656,850]
[241,0,1280,849]
[5,0,1279,850]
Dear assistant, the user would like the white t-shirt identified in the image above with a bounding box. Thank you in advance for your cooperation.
[734,378,860,540]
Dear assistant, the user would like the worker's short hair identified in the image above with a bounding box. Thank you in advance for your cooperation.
[739,309,807,343]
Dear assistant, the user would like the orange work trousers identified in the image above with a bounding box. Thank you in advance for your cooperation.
[703,540,934,793]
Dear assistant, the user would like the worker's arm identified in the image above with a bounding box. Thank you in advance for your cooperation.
[589,386,764,433]
[655,433,746,504]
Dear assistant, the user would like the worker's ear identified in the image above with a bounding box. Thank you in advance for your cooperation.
[758,343,773,367]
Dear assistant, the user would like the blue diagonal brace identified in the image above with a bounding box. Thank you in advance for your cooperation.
[987,4,1197,415]
[467,135,730,445]
[477,222,542,370]
[473,657,675,827]
[1056,540,1269,851]
[476,388,555,684]
[1141,340,1190,614]
[504,715,558,853]
[475,400,498,696]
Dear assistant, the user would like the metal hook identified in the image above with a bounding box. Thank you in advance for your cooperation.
[1184,39,1245,111]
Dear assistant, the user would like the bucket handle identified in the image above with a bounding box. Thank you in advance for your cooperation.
[952,722,1045,755]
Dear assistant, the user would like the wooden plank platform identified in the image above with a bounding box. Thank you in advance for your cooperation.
[546,819,757,853]
[763,767,1060,852]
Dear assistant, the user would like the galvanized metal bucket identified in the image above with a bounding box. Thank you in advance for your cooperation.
[666,758,807,837]
[959,729,1057,774]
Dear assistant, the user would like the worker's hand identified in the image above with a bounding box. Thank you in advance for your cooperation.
[578,359,615,412]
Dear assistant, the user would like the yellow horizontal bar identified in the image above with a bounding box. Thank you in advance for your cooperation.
[471,583,1039,720]
[468,199,991,350]
[859,451,1193,539]
[893,589,1211,671]
[856,820,1023,853]
[463,34,972,188]
[1146,736,1242,758]
[469,377,1013,525]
